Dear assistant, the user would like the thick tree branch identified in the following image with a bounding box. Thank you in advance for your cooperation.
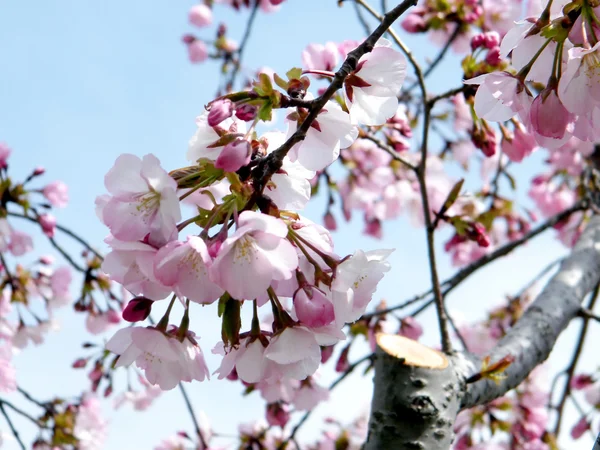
[463,214,600,408]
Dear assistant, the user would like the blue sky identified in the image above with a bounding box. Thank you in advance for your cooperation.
[0,0,595,448]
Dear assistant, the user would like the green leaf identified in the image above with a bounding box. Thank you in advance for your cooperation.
[221,296,241,348]
[274,73,288,90]
[437,178,464,219]
[286,67,303,80]
[217,292,231,318]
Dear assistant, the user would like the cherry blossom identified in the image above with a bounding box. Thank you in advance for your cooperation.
[100,154,181,247]
[209,211,298,300]
[343,38,407,126]
[154,236,223,304]
[286,101,357,171]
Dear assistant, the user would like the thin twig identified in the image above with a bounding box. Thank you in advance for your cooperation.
[427,85,466,106]
[279,354,374,449]
[8,211,103,260]
[178,383,209,449]
[0,402,26,450]
[363,203,584,319]
[353,0,372,35]
[553,282,600,437]
[227,0,260,91]
[360,132,417,170]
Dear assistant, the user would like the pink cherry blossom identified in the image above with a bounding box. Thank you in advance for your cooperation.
[213,337,271,383]
[43,180,69,208]
[464,72,530,122]
[343,38,407,126]
[48,266,72,307]
[570,417,590,439]
[0,345,16,393]
[286,101,357,171]
[85,311,121,335]
[100,153,181,247]
[265,326,321,380]
[210,211,298,300]
[102,237,172,300]
[558,42,600,115]
[292,378,330,410]
[106,326,209,390]
[73,394,108,450]
[8,230,33,256]
[331,249,392,324]
[302,42,339,71]
[262,131,315,211]
[155,236,223,304]
[189,4,212,27]
[187,111,246,162]
[501,122,537,163]
[186,38,208,63]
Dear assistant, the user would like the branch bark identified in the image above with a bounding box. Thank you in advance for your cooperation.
[366,214,600,448]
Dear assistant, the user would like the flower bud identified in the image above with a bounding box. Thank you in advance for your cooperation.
[266,403,290,428]
[186,39,208,63]
[38,214,57,238]
[235,104,257,121]
[208,99,234,126]
[189,4,212,28]
[122,296,154,323]
[293,286,335,327]
[215,139,251,172]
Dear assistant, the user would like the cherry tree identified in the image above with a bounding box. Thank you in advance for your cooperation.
[3,0,600,448]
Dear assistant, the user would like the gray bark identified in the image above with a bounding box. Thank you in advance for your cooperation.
[365,215,600,449]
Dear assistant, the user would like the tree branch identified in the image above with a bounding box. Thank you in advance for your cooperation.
[0,402,26,450]
[463,214,600,408]
[227,0,260,91]
[251,0,418,193]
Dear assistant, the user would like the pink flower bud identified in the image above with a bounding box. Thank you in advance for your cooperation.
[399,317,423,341]
[364,218,382,239]
[43,181,69,208]
[122,297,154,322]
[38,214,57,238]
[0,143,10,169]
[189,4,212,28]
[530,88,573,140]
[335,345,350,373]
[39,255,55,265]
[269,0,285,4]
[208,99,234,126]
[107,309,121,324]
[320,345,334,363]
[571,417,590,439]
[214,139,251,172]
[571,374,594,390]
[485,46,502,66]
[186,39,208,63]
[323,212,337,231]
[72,358,87,368]
[293,286,335,327]
[401,13,426,33]
[266,403,290,428]
[33,166,45,176]
[235,104,257,121]
[470,33,485,51]
[483,31,500,49]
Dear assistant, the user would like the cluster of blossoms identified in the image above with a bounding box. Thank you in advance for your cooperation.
[98,37,407,401]
[182,0,285,66]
